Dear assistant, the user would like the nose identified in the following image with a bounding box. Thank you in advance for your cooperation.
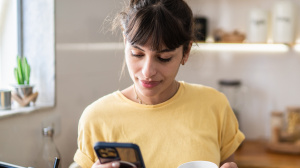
[142,57,156,78]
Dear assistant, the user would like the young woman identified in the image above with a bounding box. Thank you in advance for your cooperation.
[74,0,245,168]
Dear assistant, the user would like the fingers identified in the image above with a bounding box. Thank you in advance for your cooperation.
[111,162,120,168]
[92,160,120,168]
[220,162,238,168]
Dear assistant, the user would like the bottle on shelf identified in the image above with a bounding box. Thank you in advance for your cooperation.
[36,125,61,168]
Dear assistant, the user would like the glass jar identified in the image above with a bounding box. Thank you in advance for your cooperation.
[270,111,284,142]
[286,107,300,135]
[218,79,244,123]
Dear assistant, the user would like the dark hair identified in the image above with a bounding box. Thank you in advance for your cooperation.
[115,0,194,54]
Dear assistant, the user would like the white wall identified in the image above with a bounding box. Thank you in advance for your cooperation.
[0,0,300,167]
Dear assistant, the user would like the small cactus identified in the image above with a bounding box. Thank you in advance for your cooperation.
[14,55,31,85]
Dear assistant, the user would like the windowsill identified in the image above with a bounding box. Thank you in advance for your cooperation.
[0,102,54,119]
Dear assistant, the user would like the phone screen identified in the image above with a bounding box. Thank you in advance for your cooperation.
[94,142,145,168]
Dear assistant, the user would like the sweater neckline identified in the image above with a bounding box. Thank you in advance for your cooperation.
[116,81,185,108]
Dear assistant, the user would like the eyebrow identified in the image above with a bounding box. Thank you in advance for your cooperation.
[132,45,175,53]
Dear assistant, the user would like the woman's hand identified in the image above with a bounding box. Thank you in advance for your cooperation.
[92,160,120,168]
[220,154,238,168]
[220,162,238,168]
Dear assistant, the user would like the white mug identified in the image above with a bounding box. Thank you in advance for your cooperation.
[178,161,218,168]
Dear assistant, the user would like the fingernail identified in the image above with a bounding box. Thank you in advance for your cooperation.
[112,162,120,167]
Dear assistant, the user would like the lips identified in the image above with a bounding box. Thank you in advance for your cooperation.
[140,80,160,88]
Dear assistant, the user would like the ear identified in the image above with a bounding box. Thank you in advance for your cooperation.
[181,41,192,65]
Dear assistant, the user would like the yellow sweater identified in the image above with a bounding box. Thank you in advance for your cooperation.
[74,81,245,168]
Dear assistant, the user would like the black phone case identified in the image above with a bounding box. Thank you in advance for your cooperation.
[94,142,146,168]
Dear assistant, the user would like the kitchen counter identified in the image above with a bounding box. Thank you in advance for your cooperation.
[235,140,300,168]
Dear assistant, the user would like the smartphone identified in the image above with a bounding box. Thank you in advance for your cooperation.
[94,142,146,168]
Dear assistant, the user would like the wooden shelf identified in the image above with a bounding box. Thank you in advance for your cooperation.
[192,43,290,53]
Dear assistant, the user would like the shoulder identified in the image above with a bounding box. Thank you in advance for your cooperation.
[79,91,119,124]
[182,82,215,91]
[182,82,224,97]
[180,81,228,105]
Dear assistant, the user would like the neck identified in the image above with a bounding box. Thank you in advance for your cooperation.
[133,81,180,105]
[133,84,144,104]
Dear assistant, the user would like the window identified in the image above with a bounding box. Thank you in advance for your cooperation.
[0,0,18,89]
[0,0,55,115]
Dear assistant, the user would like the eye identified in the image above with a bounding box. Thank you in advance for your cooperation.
[158,57,172,62]
[131,52,144,57]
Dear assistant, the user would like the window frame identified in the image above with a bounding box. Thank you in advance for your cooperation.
[17,0,22,56]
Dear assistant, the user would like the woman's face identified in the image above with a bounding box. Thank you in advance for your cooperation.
[125,40,189,102]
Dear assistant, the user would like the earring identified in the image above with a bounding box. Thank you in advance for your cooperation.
[181,60,185,65]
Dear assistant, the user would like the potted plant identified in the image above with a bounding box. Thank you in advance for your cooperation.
[12,55,38,106]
